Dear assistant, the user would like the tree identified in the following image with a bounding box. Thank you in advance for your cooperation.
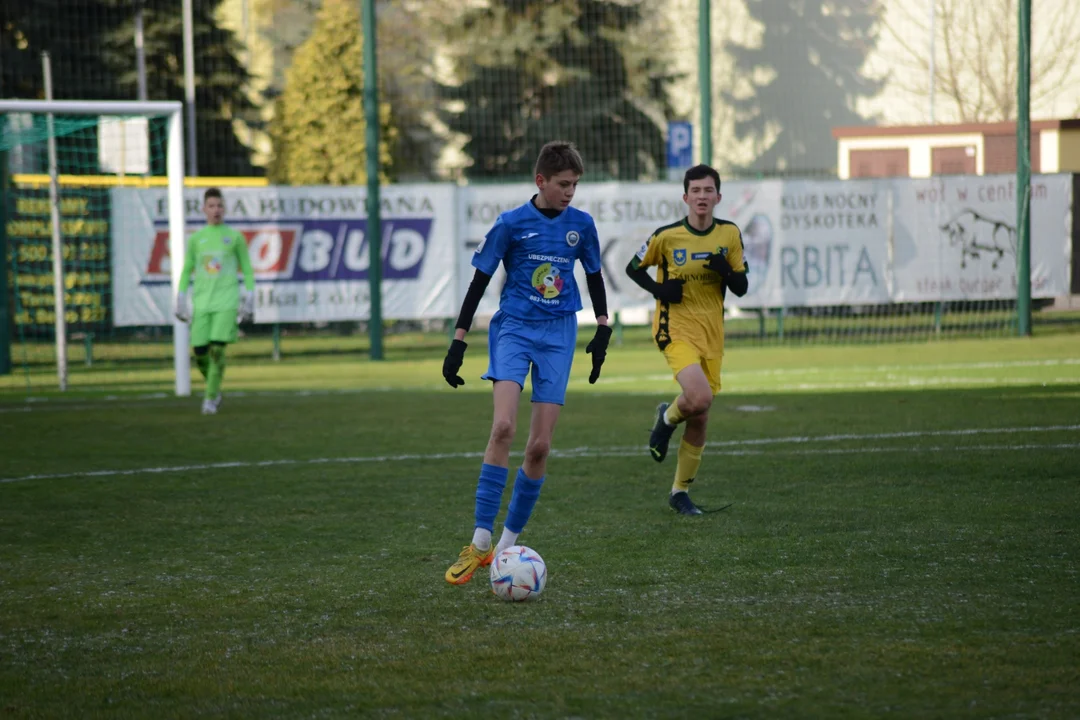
[103,0,257,176]
[724,0,885,174]
[438,0,671,181]
[1,0,125,100]
[267,0,397,185]
[882,0,1080,123]
[1,0,257,176]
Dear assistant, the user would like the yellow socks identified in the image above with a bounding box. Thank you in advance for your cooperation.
[672,438,704,494]
[664,398,687,426]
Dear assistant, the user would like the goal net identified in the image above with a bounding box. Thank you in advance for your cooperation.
[0,100,189,396]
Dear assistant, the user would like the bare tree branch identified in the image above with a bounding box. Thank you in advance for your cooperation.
[882,0,1080,122]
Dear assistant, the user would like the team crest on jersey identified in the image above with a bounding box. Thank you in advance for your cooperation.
[531,263,564,299]
[565,230,580,247]
[673,248,687,266]
[223,236,232,245]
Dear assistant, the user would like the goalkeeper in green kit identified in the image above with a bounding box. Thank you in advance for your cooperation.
[174,188,255,415]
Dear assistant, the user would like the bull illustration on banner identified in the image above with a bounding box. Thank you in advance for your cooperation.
[938,209,1016,270]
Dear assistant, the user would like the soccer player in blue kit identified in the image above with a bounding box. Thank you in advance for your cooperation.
[441,141,612,585]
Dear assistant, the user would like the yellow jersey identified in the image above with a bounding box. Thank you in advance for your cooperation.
[633,217,746,358]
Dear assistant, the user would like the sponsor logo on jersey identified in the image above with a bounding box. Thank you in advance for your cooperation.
[531,262,564,299]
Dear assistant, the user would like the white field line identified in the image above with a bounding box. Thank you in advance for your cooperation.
[2,424,1077,485]
[4,370,1080,413]
[3,357,1078,410]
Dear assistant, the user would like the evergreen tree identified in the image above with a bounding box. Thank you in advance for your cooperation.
[1,0,256,176]
[1,0,125,100]
[724,0,884,174]
[103,0,257,176]
[439,0,670,181]
[267,0,396,185]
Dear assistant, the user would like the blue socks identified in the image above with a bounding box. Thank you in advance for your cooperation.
[473,464,546,537]
[474,463,508,532]
[504,468,545,534]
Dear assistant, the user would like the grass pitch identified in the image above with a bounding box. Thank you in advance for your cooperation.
[1,335,1078,718]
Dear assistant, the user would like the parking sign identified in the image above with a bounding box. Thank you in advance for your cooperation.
[667,121,693,169]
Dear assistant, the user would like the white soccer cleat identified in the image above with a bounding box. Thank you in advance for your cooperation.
[201,398,218,415]
[212,393,223,411]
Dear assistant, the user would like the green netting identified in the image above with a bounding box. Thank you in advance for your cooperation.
[2,113,174,390]
[0,116,104,152]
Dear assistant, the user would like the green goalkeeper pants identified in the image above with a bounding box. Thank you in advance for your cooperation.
[191,310,237,347]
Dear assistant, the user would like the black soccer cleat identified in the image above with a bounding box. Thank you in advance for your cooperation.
[669,491,704,516]
[649,402,676,463]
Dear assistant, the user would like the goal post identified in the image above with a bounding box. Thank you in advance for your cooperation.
[0,99,191,396]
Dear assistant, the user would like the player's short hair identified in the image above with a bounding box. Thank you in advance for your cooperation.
[683,164,721,194]
[534,141,585,179]
[204,187,223,203]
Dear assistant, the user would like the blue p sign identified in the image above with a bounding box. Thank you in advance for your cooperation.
[667,122,693,169]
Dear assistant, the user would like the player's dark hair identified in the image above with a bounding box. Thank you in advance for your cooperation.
[534,141,585,179]
[683,164,720,194]
[204,187,223,203]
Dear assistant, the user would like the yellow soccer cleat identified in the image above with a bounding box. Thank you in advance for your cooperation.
[445,544,494,585]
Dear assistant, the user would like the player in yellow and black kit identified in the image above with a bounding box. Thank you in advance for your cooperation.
[625,164,748,515]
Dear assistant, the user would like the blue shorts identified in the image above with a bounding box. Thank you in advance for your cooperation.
[483,310,578,405]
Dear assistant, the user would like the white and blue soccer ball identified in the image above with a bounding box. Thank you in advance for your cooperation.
[490,545,547,602]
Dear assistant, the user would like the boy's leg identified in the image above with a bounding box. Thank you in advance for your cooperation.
[446,381,521,585]
[670,359,721,515]
[205,311,239,406]
[447,311,531,585]
[491,313,573,557]
[672,415,707,493]
[494,401,560,557]
[206,342,227,402]
[190,312,211,380]
[193,345,210,379]
[475,380,523,546]
[650,343,713,462]
[190,313,213,413]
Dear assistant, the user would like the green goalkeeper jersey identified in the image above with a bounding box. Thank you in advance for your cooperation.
[178,224,255,313]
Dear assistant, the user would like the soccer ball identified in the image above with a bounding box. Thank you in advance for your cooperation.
[490,545,547,602]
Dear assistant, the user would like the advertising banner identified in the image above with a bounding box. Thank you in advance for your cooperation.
[111,185,458,325]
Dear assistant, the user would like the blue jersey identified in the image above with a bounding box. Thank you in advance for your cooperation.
[472,201,602,320]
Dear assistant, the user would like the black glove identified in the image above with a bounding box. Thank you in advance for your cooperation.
[443,339,467,388]
[654,278,685,304]
[705,252,733,277]
[585,324,613,384]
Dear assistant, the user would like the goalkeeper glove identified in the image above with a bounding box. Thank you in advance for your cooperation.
[175,292,192,323]
[704,252,733,277]
[443,339,467,388]
[238,290,255,323]
[654,278,685,304]
[585,324,613,384]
